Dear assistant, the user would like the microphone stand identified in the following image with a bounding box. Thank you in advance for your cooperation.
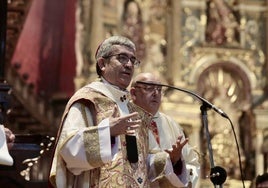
[136,81,227,187]
[201,104,227,188]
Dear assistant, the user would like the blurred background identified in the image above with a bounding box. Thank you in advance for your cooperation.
[0,0,267,187]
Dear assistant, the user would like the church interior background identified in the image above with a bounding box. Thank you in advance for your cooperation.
[0,0,268,187]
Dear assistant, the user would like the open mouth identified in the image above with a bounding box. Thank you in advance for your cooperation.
[151,99,159,104]
[122,71,132,77]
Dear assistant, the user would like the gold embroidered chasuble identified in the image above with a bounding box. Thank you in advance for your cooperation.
[49,81,152,188]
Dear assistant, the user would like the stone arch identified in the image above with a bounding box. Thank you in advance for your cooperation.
[188,55,257,90]
[195,61,255,180]
[197,61,252,103]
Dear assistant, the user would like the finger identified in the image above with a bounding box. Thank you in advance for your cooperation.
[164,149,172,155]
[172,144,178,150]
[126,129,136,135]
[180,138,189,147]
[9,134,15,142]
[175,138,188,149]
[127,119,141,125]
[127,124,140,131]
[122,112,139,121]
[110,105,118,118]
[125,124,140,135]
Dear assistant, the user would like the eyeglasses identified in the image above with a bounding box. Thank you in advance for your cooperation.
[103,53,140,68]
[134,85,162,93]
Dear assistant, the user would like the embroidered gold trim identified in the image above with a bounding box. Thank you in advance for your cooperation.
[84,129,104,168]
[81,103,89,127]
[81,103,104,168]
[154,152,167,176]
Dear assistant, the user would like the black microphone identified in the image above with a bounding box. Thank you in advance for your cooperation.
[125,135,138,163]
[136,81,229,119]
[210,166,227,185]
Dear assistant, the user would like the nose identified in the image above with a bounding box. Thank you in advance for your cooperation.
[152,88,162,95]
[126,59,134,67]
[123,60,134,69]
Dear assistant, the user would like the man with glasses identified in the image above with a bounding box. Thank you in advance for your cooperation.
[49,36,152,188]
[130,72,200,187]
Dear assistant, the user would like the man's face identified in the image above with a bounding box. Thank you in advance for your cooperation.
[99,45,137,89]
[131,76,162,115]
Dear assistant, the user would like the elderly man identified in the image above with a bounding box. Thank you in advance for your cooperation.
[130,72,200,187]
[49,36,152,188]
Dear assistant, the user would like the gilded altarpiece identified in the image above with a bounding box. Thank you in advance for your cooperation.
[179,0,268,185]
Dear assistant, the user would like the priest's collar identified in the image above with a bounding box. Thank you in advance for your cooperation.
[88,78,129,103]
[153,111,160,119]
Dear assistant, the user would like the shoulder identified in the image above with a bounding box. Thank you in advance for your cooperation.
[158,112,184,131]
[65,84,115,114]
[70,84,107,103]
[158,112,175,122]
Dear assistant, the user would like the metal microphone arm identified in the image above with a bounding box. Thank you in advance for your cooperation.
[136,81,229,119]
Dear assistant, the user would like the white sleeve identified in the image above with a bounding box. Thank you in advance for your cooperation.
[0,125,14,166]
[182,144,200,187]
[59,103,113,175]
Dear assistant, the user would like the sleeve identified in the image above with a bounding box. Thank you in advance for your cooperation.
[173,121,200,187]
[147,151,185,187]
[59,102,114,175]
[182,143,200,187]
[0,125,14,166]
[162,114,200,187]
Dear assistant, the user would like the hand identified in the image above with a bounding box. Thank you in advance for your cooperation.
[165,135,188,164]
[109,106,141,136]
[4,127,15,150]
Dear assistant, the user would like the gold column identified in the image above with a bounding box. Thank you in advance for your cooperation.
[166,0,181,85]
[254,109,268,174]
[74,0,104,89]
[256,129,264,174]
[90,1,104,62]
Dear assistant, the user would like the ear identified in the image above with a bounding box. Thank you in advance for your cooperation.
[130,87,137,100]
[97,58,106,71]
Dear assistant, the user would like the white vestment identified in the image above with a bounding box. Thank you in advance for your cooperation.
[148,112,200,187]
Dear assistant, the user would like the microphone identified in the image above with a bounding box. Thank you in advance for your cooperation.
[210,166,227,185]
[125,135,138,163]
[136,81,229,119]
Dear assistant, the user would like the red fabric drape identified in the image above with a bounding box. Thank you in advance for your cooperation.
[11,0,76,98]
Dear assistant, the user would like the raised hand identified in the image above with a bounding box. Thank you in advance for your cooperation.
[4,127,15,150]
[109,106,141,136]
[165,135,188,164]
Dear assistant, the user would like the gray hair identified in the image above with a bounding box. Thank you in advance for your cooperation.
[95,35,136,60]
[95,36,136,76]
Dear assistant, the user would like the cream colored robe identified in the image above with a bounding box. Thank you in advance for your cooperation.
[49,81,152,188]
